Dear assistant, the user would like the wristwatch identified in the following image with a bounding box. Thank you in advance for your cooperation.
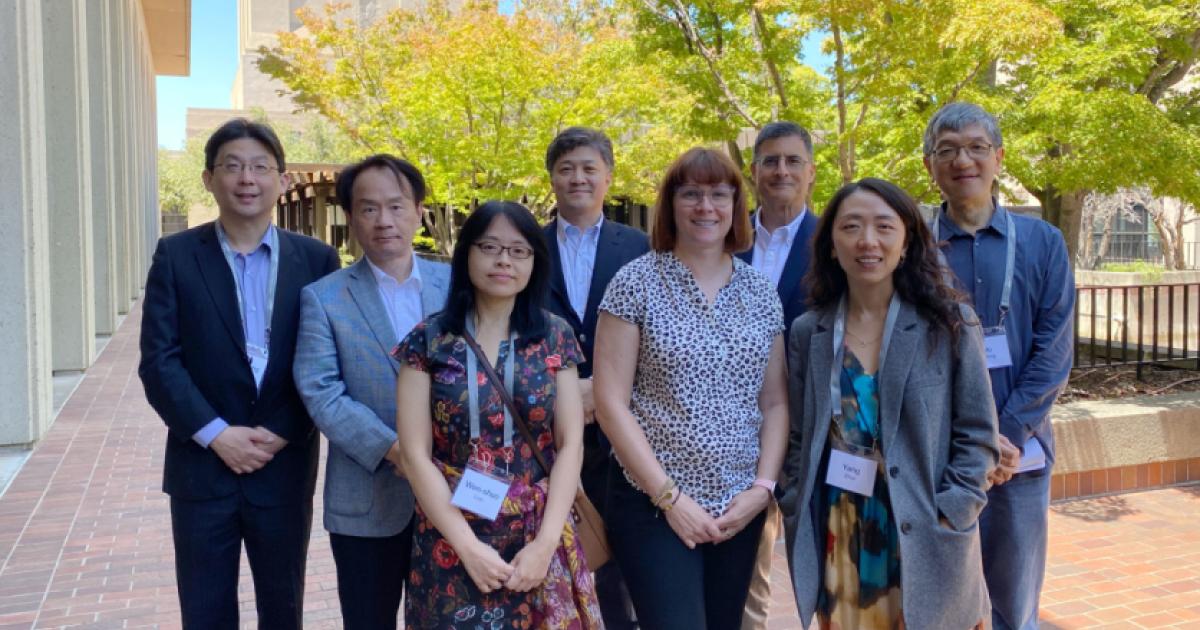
[752,478,777,497]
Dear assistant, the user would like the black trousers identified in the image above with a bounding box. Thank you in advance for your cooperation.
[581,433,638,629]
[328,521,415,630]
[170,493,313,630]
[605,464,766,630]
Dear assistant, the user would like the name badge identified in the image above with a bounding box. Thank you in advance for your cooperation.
[246,343,269,389]
[983,327,1013,370]
[1016,436,1047,473]
[450,462,512,521]
[825,448,878,497]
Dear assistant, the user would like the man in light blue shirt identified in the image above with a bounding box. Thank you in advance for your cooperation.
[923,102,1075,630]
[294,154,449,629]
[139,119,340,628]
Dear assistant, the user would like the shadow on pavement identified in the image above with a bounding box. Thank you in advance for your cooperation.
[1050,494,1139,522]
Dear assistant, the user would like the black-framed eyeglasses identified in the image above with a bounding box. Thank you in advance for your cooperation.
[929,143,994,163]
[473,241,534,260]
[215,161,280,176]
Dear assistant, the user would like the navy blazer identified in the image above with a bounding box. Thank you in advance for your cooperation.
[542,218,649,377]
[139,222,340,506]
[736,211,819,332]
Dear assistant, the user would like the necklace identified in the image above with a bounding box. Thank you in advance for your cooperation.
[845,328,883,346]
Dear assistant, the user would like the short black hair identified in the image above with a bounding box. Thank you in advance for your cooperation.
[752,121,814,162]
[335,154,427,213]
[204,118,286,172]
[545,126,614,173]
[438,201,550,344]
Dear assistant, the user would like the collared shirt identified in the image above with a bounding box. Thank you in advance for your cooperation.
[195,222,278,447]
[556,214,604,322]
[751,208,807,286]
[935,205,1074,455]
[367,255,424,343]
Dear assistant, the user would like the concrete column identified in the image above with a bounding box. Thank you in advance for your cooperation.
[110,0,133,314]
[43,0,96,372]
[0,0,53,445]
[87,1,119,335]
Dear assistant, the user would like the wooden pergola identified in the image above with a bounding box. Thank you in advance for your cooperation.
[275,162,360,257]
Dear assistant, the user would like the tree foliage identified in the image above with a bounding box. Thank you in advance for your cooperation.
[257,0,697,252]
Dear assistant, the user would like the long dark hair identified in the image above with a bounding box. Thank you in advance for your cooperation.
[437,201,550,345]
[806,178,967,345]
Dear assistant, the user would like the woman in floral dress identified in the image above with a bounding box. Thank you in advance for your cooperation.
[395,201,602,629]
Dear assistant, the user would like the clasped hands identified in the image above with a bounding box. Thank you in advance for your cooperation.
[210,425,288,474]
[987,434,1021,487]
[666,485,771,549]
[459,536,556,595]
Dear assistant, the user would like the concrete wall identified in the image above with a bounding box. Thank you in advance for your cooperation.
[0,0,161,446]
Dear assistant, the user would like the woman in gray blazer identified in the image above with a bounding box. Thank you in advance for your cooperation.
[780,178,999,629]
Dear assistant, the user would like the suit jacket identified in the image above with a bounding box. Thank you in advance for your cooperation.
[780,300,999,630]
[138,222,341,506]
[736,210,819,331]
[293,256,450,537]
[543,218,650,378]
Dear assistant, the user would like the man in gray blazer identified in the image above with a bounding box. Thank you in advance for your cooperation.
[294,155,449,630]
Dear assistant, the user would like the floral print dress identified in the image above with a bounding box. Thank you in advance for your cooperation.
[395,313,603,630]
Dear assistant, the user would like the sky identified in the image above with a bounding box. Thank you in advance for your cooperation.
[154,2,829,150]
[154,0,238,149]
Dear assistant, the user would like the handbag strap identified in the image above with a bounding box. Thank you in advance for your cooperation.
[462,330,554,478]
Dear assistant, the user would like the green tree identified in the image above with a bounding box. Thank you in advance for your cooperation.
[157,138,207,215]
[257,0,696,253]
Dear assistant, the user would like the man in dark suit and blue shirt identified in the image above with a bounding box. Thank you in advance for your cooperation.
[737,121,820,630]
[293,155,450,629]
[138,119,340,629]
[542,127,649,630]
[923,102,1074,630]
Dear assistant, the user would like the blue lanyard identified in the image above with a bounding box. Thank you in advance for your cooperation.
[215,222,280,349]
[933,209,1016,327]
[830,293,901,418]
[464,315,516,450]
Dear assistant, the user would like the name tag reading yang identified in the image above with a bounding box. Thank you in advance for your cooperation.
[983,329,1013,370]
[450,463,512,521]
[825,448,878,497]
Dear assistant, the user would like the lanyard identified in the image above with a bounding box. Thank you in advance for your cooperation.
[464,315,516,454]
[933,209,1016,327]
[830,293,901,418]
[216,223,280,348]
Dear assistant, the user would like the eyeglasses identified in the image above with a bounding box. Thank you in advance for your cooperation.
[756,155,809,171]
[473,241,534,260]
[676,185,736,207]
[215,161,280,176]
[929,143,994,163]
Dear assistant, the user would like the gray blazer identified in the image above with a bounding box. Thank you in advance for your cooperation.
[780,300,999,629]
[294,256,450,537]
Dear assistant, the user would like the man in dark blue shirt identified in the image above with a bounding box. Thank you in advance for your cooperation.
[923,102,1075,630]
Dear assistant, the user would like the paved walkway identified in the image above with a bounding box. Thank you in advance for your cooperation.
[0,302,1197,629]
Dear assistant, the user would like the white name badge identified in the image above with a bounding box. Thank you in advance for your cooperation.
[983,330,1013,369]
[246,343,269,389]
[825,448,878,497]
[450,465,511,521]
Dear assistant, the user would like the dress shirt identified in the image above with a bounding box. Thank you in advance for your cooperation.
[367,255,424,343]
[935,205,1074,458]
[556,214,604,322]
[751,208,808,286]
[194,222,277,447]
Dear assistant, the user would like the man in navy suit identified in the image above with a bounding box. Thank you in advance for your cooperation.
[294,155,450,629]
[139,119,340,629]
[542,127,648,630]
[736,121,819,630]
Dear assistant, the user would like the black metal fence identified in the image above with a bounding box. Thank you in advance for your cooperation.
[1075,283,1200,376]
[1089,233,1200,269]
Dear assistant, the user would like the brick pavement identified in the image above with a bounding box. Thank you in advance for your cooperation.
[0,301,1197,629]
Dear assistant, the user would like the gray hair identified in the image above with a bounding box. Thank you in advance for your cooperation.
[752,121,814,162]
[922,102,1003,155]
[545,126,614,173]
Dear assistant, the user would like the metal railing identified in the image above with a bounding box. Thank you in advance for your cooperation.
[1074,283,1200,377]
